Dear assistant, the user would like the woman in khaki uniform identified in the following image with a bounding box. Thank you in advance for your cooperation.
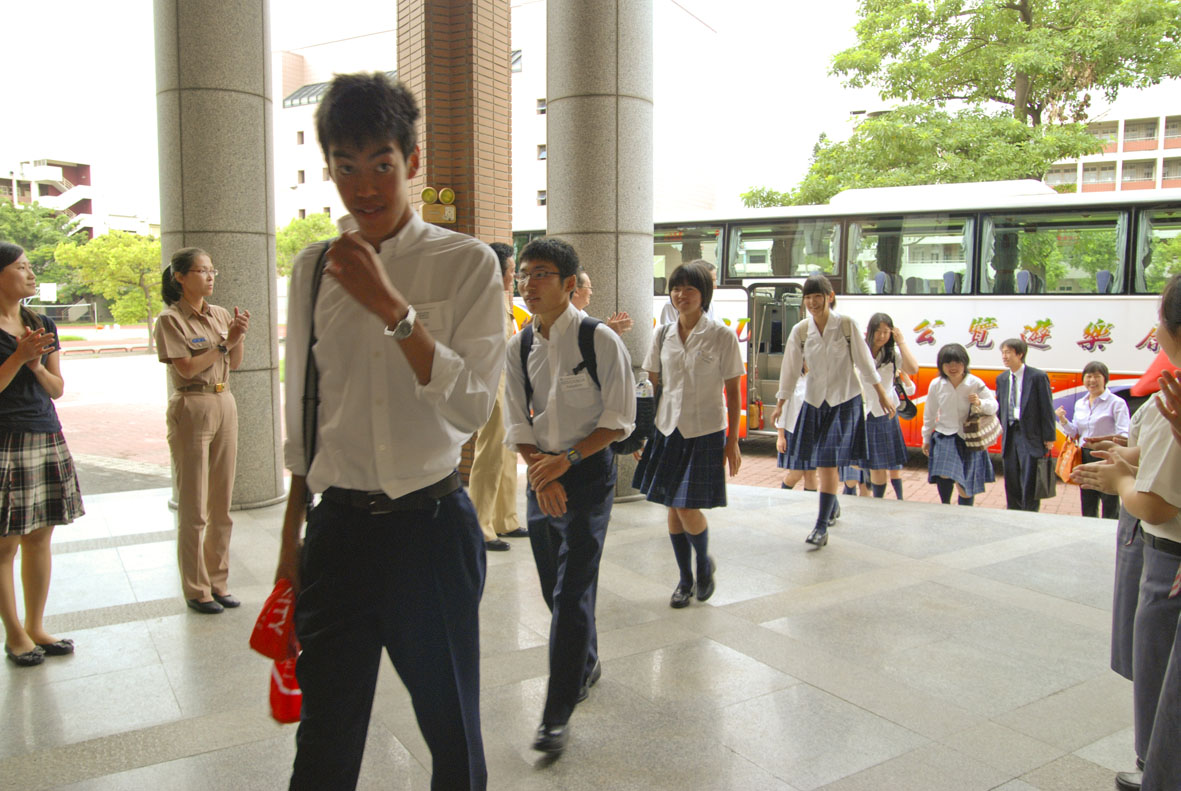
[155,247,249,614]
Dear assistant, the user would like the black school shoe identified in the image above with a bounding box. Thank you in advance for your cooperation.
[187,598,224,614]
[5,644,45,667]
[670,582,695,608]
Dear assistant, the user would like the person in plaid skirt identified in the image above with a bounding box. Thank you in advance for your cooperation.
[862,313,919,498]
[921,343,997,505]
[0,242,84,668]
[633,261,743,608]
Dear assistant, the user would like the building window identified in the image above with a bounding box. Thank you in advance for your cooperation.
[1124,119,1159,142]
[323,167,330,181]
[537,144,547,160]
[537,190,547,206]
[1082,163,1116,184]
[297,170,305,184]
[1045,165,1078,188]
[537,98,547,115]
[511,50,522,73]
[1122,160,1156,183]
[297,130,304,145]
[299,209,306,219]
[324,207,331,217]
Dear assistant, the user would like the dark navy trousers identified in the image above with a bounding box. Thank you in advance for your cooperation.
[290,487,487,791]
[526,448,615,726]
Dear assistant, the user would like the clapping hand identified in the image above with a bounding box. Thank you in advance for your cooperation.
[17,327,56,369]
[1155,369,1181,447]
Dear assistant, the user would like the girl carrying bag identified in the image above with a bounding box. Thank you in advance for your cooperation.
[962,403,1001,450]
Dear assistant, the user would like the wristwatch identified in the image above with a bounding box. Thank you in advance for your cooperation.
[384,305,417,341]
[217,343,229,355]
[566,447,583,465]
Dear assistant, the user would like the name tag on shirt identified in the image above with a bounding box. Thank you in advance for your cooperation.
[697,350,715,364]
[415,301,450,336]
[560,373,592,392]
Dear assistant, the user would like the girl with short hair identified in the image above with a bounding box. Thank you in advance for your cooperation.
[921,343,997,505]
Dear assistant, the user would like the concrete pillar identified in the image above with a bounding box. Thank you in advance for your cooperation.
[547,0,653,497]
[154,0,284,509]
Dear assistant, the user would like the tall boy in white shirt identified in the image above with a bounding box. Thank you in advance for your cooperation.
[504,238,636,756]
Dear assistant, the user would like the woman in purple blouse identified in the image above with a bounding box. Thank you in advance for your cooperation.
[1055,361,1131,518]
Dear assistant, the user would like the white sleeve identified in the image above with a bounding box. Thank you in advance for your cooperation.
[849,318,882,390]
[594,325,637,435]
[502,331,536,449]
[720,326,744,380]
[975,377,998,415]
[642,325,663,373]
[922,379,940,443]
[777,322,804,401]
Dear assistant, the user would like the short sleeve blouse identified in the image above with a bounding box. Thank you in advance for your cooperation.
[0,315,62,433]
[154,300,233,390]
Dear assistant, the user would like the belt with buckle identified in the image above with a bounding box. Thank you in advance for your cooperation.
[177,382,228,394]
[1141,531,1181,558]
[321,471,462,515]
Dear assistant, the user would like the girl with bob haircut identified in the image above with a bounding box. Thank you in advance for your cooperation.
[1073,273,1181,790]
[861,312,918,498]
[1054,359,1130,518]
[922,343,997,505]
[634,261,743,607]
[0,241,84,667]
[155,247,250,614]
[771,273,893,548]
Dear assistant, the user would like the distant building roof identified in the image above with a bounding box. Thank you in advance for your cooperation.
[282,70,398,109]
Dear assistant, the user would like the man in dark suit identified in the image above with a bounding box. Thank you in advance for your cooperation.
[997,338,1056,511]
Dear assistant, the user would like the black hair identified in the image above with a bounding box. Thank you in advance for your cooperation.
[936,343,971,378]
[489,242,514,276]
[162,247,208,306]
[0,241,42,330]
[519,237,579,282]
[316,72,419,165]
[1000,337,1028,362]
[1082,361,1110,384]
[865,312,895,366]
[801,273,836,308]
[1162,273,1181,340]
[668,260,715,312]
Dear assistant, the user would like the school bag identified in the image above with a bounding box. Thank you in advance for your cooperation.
[519,316,655,455]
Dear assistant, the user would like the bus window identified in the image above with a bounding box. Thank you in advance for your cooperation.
[847,216,973,295]
[1136,209,1181,294]
[653,225,722,295]
[727,220,838,280]
[981,210,1127,295]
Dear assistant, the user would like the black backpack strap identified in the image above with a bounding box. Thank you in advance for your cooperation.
[519,323,535,425]
[573,316,602,388]
[302,240,333,514]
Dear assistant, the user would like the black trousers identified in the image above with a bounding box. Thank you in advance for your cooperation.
[526,449,616,726]
[290,487,487,791]
[1002,425,1041,512]
[1080,447,1120,518]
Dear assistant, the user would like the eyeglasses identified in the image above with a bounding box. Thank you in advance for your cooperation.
[190,269,219,276]
[516,270,560,285]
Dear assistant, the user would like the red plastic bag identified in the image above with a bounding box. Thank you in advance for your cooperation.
[269,657,302,723]
[250,578,298,661]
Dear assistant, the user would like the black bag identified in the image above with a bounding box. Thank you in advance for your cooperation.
[519,316,654,455]
[1034,455,1058,500]
[894,376,917,420]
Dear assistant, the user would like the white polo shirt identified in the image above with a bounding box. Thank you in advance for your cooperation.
[644,315,744,439]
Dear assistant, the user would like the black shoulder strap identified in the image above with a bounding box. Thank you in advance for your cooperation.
[302,240,333,511]
[574,316,602,388]
[519,323,535,425]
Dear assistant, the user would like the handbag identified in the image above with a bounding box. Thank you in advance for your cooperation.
[1055,437,1082,483]
[962,403,1001,450]
[1035,456,1058,499]
[894,375,917,420]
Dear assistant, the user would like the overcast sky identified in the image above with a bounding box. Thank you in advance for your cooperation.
[0,0,873,218]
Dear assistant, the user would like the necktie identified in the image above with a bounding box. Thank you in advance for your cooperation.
[1009,374,1017,423]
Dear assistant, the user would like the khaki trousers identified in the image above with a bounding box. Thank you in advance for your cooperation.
[468,377,519,541]
[167,391,237,601]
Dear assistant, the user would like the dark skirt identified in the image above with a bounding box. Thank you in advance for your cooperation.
[0,431,85,537]
[864,412,907,470]
[633,428,726,509]
[787,397,867,471]
[926,431,994,496]
[1111,508,1143,680]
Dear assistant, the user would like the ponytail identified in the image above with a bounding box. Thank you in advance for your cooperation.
[162,247,207,306]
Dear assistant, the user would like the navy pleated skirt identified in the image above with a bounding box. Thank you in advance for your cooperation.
[926,431,994,496]
[864,412,907,470]
[633,428,726,509]
[786,397,867,471]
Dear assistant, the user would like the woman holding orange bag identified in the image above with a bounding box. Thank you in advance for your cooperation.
[1055,361,1129,518]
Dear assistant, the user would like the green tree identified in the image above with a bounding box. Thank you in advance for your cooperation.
[54,232,163,351]
[276,213,336,277]
[1145,234,1181,293]
[0,201,86,294]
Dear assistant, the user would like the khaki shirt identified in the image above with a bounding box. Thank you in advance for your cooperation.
[155,300,233,390]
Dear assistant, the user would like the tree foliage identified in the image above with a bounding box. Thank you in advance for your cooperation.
[1146,234,1181,293]
[0,201,85,292]
[832,0,1181,125]
[54,232,163,350]
[276,213,336,277]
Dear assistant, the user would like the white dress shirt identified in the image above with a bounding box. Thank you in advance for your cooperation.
[504,303,636,453]
[1005,364,1025,420]
[643,315,744,439]
[922,373,998,444]
[776,310,881,408]
[775,374,808,434]
[283,212,507,498]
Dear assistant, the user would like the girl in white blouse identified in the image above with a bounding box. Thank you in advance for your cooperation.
[771,274,893,548]
[921,343,997,505]
[634,262,743,608]
[862,313,919,498]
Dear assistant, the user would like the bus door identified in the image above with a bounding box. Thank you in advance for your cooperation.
[745,282,803,435]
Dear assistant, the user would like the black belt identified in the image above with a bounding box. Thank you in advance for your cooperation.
[321,471,461,515]
[1141,531,1181,558]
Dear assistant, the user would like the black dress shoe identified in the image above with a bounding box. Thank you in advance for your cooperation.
[211,593,240,608]
[805,527,828,547]
[187,598,224,614]
[502,527,529,538]
[576,659,602,702]
[670,582,695,609]
[696,558,717,602]
[485,538,511,551]
[5,644,45,667]
[35,638,75,656]
[532,721,569,753]
[1115,770,1142,790]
